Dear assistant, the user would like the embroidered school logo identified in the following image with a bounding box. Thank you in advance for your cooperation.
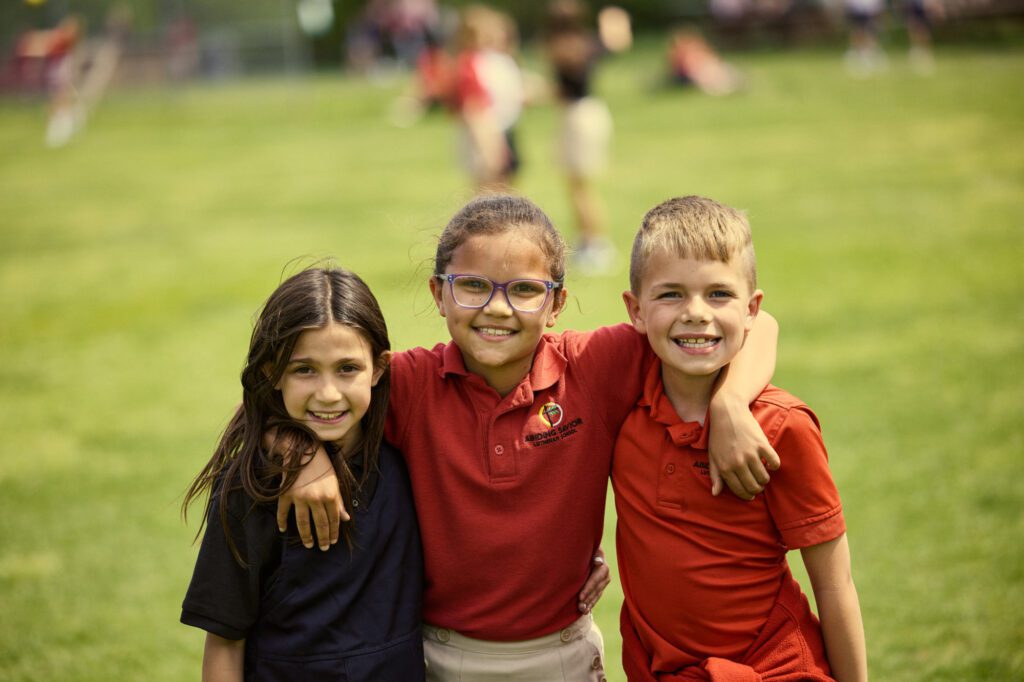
[539,402,564,427]
[526,403,583,448]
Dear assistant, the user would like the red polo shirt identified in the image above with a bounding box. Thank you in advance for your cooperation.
[387,324,653,640]
[613,360,844,677]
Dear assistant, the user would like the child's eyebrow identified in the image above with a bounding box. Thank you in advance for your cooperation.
[286,356,362,365]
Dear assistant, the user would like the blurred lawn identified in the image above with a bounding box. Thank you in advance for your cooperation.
[1,42,1022,681]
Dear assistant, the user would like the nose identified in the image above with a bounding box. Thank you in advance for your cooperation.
[681,296,711,324]
[483,285,514,316]
[315,376,343,403]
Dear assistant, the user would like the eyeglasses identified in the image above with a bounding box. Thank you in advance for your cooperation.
[438,274,559,313]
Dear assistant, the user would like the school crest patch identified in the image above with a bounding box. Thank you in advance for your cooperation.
[538,401,564,427]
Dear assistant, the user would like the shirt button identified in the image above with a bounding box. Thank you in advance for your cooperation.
[352,499,359,508]
[560,628,573,642]
[436,628,451,643]
[592,655,602,670]
[494,444,505,455]
[666,463,676,474]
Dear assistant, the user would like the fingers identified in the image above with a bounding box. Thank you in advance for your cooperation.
[751,459,771,487]
[276,496,290,533]
[737,464,770,497]
[280,497,347,550]
[295,503,315,548]
[722,471,756,501]
[578,554,611,613]
[762,442,781,471]
[719,457,771,500]
[328,499,343,547]
[311,503,331,551]
[709,458,723,497]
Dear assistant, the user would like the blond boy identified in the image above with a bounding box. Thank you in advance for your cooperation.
[613,196,867,681]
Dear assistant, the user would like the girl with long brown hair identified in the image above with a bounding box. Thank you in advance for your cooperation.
[180,267,423,681]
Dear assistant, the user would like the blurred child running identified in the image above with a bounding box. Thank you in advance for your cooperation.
[181,267,424,681]
[615,196,867,681]
[280,194,781,680]
[450,6,524,191]
[543,0,632,273]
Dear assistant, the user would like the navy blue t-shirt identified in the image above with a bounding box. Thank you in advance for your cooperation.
[182,442,424,682]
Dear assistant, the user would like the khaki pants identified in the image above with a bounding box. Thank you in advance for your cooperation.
[423,613,606,681]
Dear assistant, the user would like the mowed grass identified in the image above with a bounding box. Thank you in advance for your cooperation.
[1,41,1022,681]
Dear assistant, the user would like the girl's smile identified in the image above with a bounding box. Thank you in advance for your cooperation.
[275,322,386,453]
[307,409,350,423]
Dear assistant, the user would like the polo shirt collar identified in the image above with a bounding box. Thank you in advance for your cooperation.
[528,333,567,393]
[439,340,470,378]
[435,334,567,394]
[639,359,710,449]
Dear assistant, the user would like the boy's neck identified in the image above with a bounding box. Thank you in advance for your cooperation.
[660,365,719,425]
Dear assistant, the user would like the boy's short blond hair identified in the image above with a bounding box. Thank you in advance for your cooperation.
[629,196,757,294]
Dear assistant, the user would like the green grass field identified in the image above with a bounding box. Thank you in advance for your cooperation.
[1,42,1022,680]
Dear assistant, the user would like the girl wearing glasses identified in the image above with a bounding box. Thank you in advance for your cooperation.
[277,194,779,680]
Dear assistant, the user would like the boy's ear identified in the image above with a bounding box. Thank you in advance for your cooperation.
[372,350,393,386]
[545,287,568,328]
[745,289,764,333]
[622,290,647,334]
[428,275,447,318]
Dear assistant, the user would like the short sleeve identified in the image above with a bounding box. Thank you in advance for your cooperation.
[387,346,437,448]
[180,490,280,640]
[564,324,653,436]
[763,406,846,549]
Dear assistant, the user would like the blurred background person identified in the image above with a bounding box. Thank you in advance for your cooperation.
[17,7,132,148]
[543,1,631,274]
[667,27,744,95]
[451,4,524,191]
[843,0,888,76]
[904,0,944,72]
[346,0,439,77]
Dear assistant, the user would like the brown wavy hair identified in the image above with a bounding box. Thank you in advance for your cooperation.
[434,193,567,289]
[182,267,391,561]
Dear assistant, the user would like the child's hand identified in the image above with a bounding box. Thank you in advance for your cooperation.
[275,446,348,550]
[708,400,780,500]
[578,549,611,613]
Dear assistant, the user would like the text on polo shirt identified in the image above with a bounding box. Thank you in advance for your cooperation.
[525,417,584,447]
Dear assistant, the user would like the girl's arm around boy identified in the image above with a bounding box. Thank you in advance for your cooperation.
[709,311,781,500]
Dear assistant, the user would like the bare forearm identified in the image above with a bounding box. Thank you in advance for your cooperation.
[711,311,777,407]
[202,634,244,682]
[705,312,780,497]
[803,536,867,682]
[816,582,867,682]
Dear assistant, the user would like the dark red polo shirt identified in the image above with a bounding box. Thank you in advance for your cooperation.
[386,324,652,640]
[613,360,845,675]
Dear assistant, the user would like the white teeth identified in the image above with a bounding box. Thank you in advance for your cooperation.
[675,338,717,348]
[310,411,344,420]
[477,327,514,336]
